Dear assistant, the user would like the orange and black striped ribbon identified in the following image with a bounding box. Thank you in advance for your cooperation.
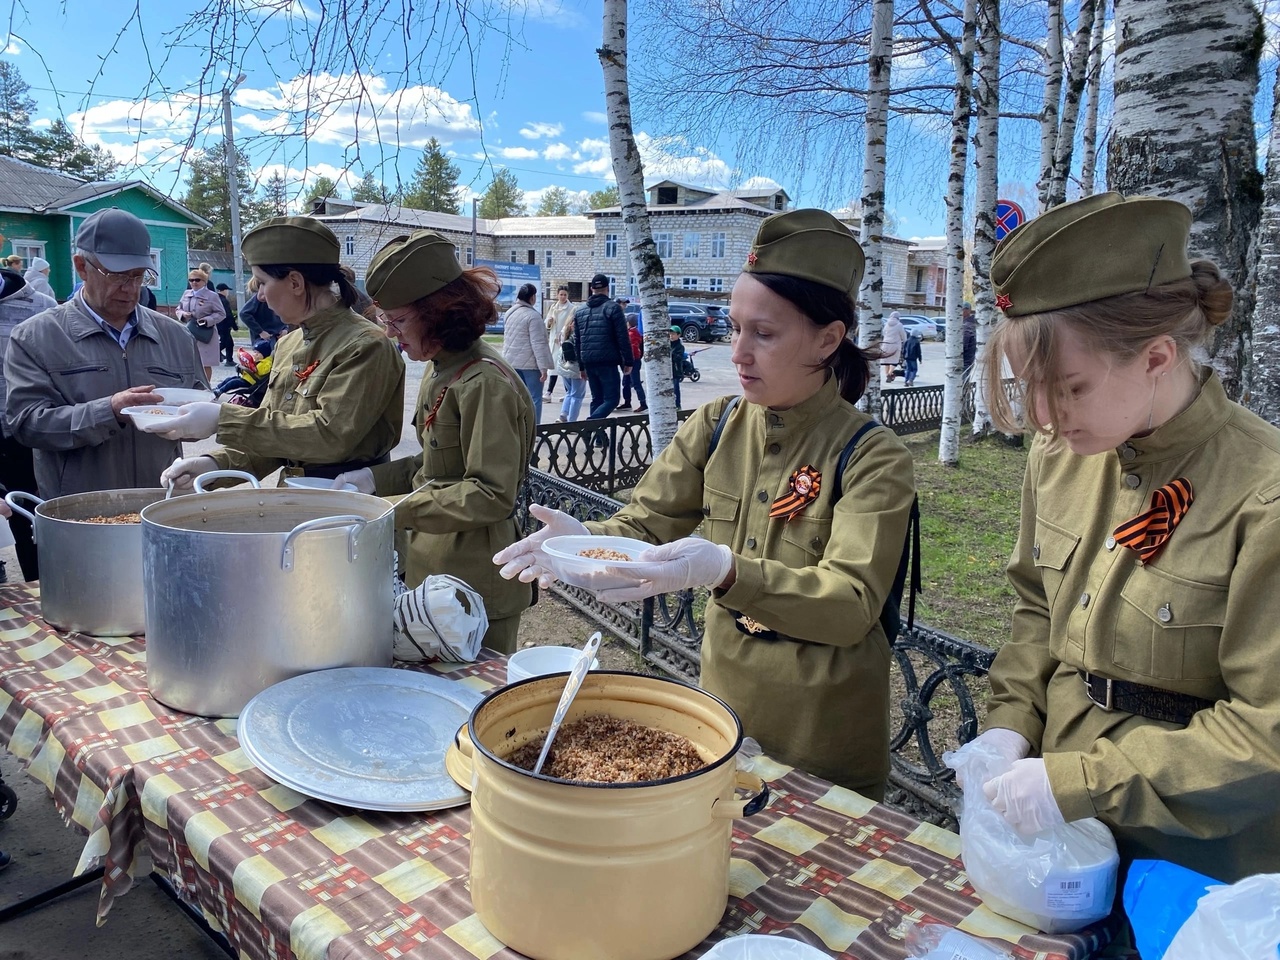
[1112,477,1194,564]
[769,465,821,522]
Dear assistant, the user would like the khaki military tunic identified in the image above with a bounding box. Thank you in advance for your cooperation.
[370,340,534,652]
[986,372,1280,882]
[589,377,916,798]
[210,306,404,478]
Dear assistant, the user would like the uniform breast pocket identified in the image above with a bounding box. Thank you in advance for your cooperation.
[424,417,465,479]
[1114,566,1226,681]
[1032,516,1081,610]
[779,515,832,566]
[145,365,185,384]
[701,485,740,547]
[52,363,113,403]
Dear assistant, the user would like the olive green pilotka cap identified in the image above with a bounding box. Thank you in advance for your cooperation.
[991,192,1193,318]
[743,208,865,296]
[365,230,463,310]
[241,216,340,266]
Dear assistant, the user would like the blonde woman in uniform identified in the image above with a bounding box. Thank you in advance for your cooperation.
[951,193,1280,882]
[496,210,916,798]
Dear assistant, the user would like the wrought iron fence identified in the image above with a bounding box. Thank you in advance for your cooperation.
[517,468,995,825]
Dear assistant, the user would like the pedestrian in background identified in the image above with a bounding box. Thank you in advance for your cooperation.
[502,282,554,424]
[554,315,586,422]
[176,265,223,380]
[961,301,977,372]
[669,324,686,410]
[881,310,904,382]
[22,257,54,300]
[214,282,238,366]
[573,272,631,427]
[619,315,647,412]
[901,331,922,387]
[544,285,575,400]
[240,276,288,341]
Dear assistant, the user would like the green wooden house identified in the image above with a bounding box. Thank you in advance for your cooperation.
[0,155,209,306]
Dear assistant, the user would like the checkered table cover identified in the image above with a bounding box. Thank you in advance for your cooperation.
[0,583,1119,959]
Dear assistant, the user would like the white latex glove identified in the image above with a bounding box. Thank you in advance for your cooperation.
[592,537,734,602]
[983,758,1065,837]
[493,503,589,587]
[952,729,1032,788]
[332,468,376,494]
[160,455,218,491]
[146,401,222,441]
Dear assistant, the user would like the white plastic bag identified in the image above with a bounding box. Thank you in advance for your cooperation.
[905,923,1013,960]
[1163,873,1280,960]
[943,741,1119,934]
[392,574,488,663]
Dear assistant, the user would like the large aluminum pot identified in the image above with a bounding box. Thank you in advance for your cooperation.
[4,487,169,635]
[447,672,769,960]
[140,471,395,717]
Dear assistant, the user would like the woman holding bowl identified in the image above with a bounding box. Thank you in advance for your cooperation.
[495,209,916,798]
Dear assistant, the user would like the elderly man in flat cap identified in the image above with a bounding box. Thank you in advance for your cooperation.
[3,207,206,499]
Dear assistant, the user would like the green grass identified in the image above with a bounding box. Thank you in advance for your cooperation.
[904,431,1028,650]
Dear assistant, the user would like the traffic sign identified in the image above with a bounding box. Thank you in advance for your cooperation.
[995,200,1025,242]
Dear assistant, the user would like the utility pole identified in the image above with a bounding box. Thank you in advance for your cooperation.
[222,74,247,308]
[471,199,478,267]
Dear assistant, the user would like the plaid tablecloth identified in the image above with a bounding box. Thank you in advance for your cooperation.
[0,583,1119,959]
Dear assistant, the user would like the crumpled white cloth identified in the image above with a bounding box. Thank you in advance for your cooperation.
[393,574,488,663]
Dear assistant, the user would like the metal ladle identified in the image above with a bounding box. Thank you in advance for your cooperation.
[532,631,603,776]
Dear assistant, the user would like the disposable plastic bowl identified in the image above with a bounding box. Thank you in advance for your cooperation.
[283,476,358,492]
[506,645,601,684]
[702,935,831,959]
[121,405,186,430]
[155,387,215,404]
[541,535,651,589]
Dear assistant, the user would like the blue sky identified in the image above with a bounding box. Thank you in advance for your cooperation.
[2,0,1276,242]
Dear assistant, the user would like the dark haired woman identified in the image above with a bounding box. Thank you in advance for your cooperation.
[501,281,554,424]
[495,209,916,797]
[335,230,536,653]
[157,216,404,486]
[950,193,1280,882]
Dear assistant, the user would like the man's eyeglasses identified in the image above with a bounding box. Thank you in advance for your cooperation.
[84,259,155,289]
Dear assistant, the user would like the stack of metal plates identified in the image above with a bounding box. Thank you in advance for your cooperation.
[237,666,484,811]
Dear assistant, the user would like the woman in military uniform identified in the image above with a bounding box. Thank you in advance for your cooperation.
[495,209,916,799]
[334,231,536,654]
[157,216,404,485]
[953,192,1280,883]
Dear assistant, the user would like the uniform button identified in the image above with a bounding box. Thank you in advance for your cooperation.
[1105,536,1117,551]
[1032,543,1041,560]
[810,537,822,549]
[702,505,711,516]
[430,439,438,448]
[746,537,756,549]
[1124,474,1141,489]
[1121,444,1137,462]
[768,443,781,455]
[1079,593,1090,608]
[284,392,294,402]
[757,490,768,503]
[1157,603,1173,623]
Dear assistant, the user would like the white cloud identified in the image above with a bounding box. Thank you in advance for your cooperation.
[519,122,564,140]
[582,111,608,124]
[4,40,20,55]
[907,235,947,246]
[522,185,591,213]
[499,146,541,160]
[542,142,573,162]
[571,133,736,187]
[739,176,782,191]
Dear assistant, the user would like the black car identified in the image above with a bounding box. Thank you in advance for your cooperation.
[668,303,730,343]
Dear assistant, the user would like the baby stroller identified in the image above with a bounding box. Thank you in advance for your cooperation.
[214,340,274,408]
[681,347,708,383]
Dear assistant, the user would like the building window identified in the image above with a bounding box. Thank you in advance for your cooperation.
[147,248,162,289]
[605,234,618,258]
[608,276,617,297]
[682,233,700,258]
[773,195,784,210]
[544,249,553,268]
[710,232,726,258]
[566,250,576,257]
[884,259,895,278]
[708,277,724,293]
[542,282,551,302]
[345,235,356,256]
[681,277,698,290]
[654,232,673,258]
[454,245,461,260]
[527,250,536,265]
[657,186,678,205]
[509,250,518,263]
[914,268,925,293]
[10,238,46,267]
[466,246,473,266]
[663,276,672,289]
[628,276,638,296]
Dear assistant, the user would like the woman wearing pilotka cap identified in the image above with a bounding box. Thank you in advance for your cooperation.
[495,209,916,798]
[949,192,1280,882]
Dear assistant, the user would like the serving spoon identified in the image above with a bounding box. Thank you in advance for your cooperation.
[532,631,603,776]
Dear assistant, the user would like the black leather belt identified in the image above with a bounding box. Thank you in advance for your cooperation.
[1079,670,1216,726]
[298,453,390,481]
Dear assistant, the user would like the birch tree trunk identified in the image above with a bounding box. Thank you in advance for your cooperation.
[1077,0,1107,198]
[1246,65,1280,425]
[970,0,1001,438]
[1048,0,1098,207]
[600,0,676,451]
[856,0,895,419]
[1037,0,1064,214]
[933,0,978,465]
[1107,0,1263,400]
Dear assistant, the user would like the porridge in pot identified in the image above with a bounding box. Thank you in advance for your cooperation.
[504,714,707,783]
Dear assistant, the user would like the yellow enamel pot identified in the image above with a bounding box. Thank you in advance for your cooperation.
[447,671,768,960]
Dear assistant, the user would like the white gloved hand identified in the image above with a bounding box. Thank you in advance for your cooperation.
[493,503,590,587]
[160,455,218,491]
[333,468,376,494]
[151,401,222,441]
[951,728,1033,788]
[592,537,734,602]
[983,758,1065,837]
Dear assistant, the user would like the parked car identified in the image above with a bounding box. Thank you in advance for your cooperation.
[668,302,730,343]
[898,315,941,340]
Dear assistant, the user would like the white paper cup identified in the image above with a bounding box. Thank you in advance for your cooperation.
[506,645,600,684]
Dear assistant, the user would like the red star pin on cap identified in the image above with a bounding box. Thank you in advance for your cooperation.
[995,293,1012,310]
[746,252,758,265]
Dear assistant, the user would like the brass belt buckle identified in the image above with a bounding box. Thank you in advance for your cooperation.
[1083,672,1114,711]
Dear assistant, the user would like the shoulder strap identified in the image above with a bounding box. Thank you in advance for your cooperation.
[833,420,881,501]
[706,395,742,461]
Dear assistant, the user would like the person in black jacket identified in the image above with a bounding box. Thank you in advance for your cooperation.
[573,273,631,422]
[214,283,239,365]
[239,276,288,340]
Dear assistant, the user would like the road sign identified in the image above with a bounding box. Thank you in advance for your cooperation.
[995,200,1026,242]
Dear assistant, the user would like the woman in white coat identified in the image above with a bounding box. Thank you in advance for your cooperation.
[880,311,905,382]
[501,282,555,424]
[543,285,575,400]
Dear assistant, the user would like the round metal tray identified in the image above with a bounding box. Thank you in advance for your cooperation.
[237,667,484,811]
